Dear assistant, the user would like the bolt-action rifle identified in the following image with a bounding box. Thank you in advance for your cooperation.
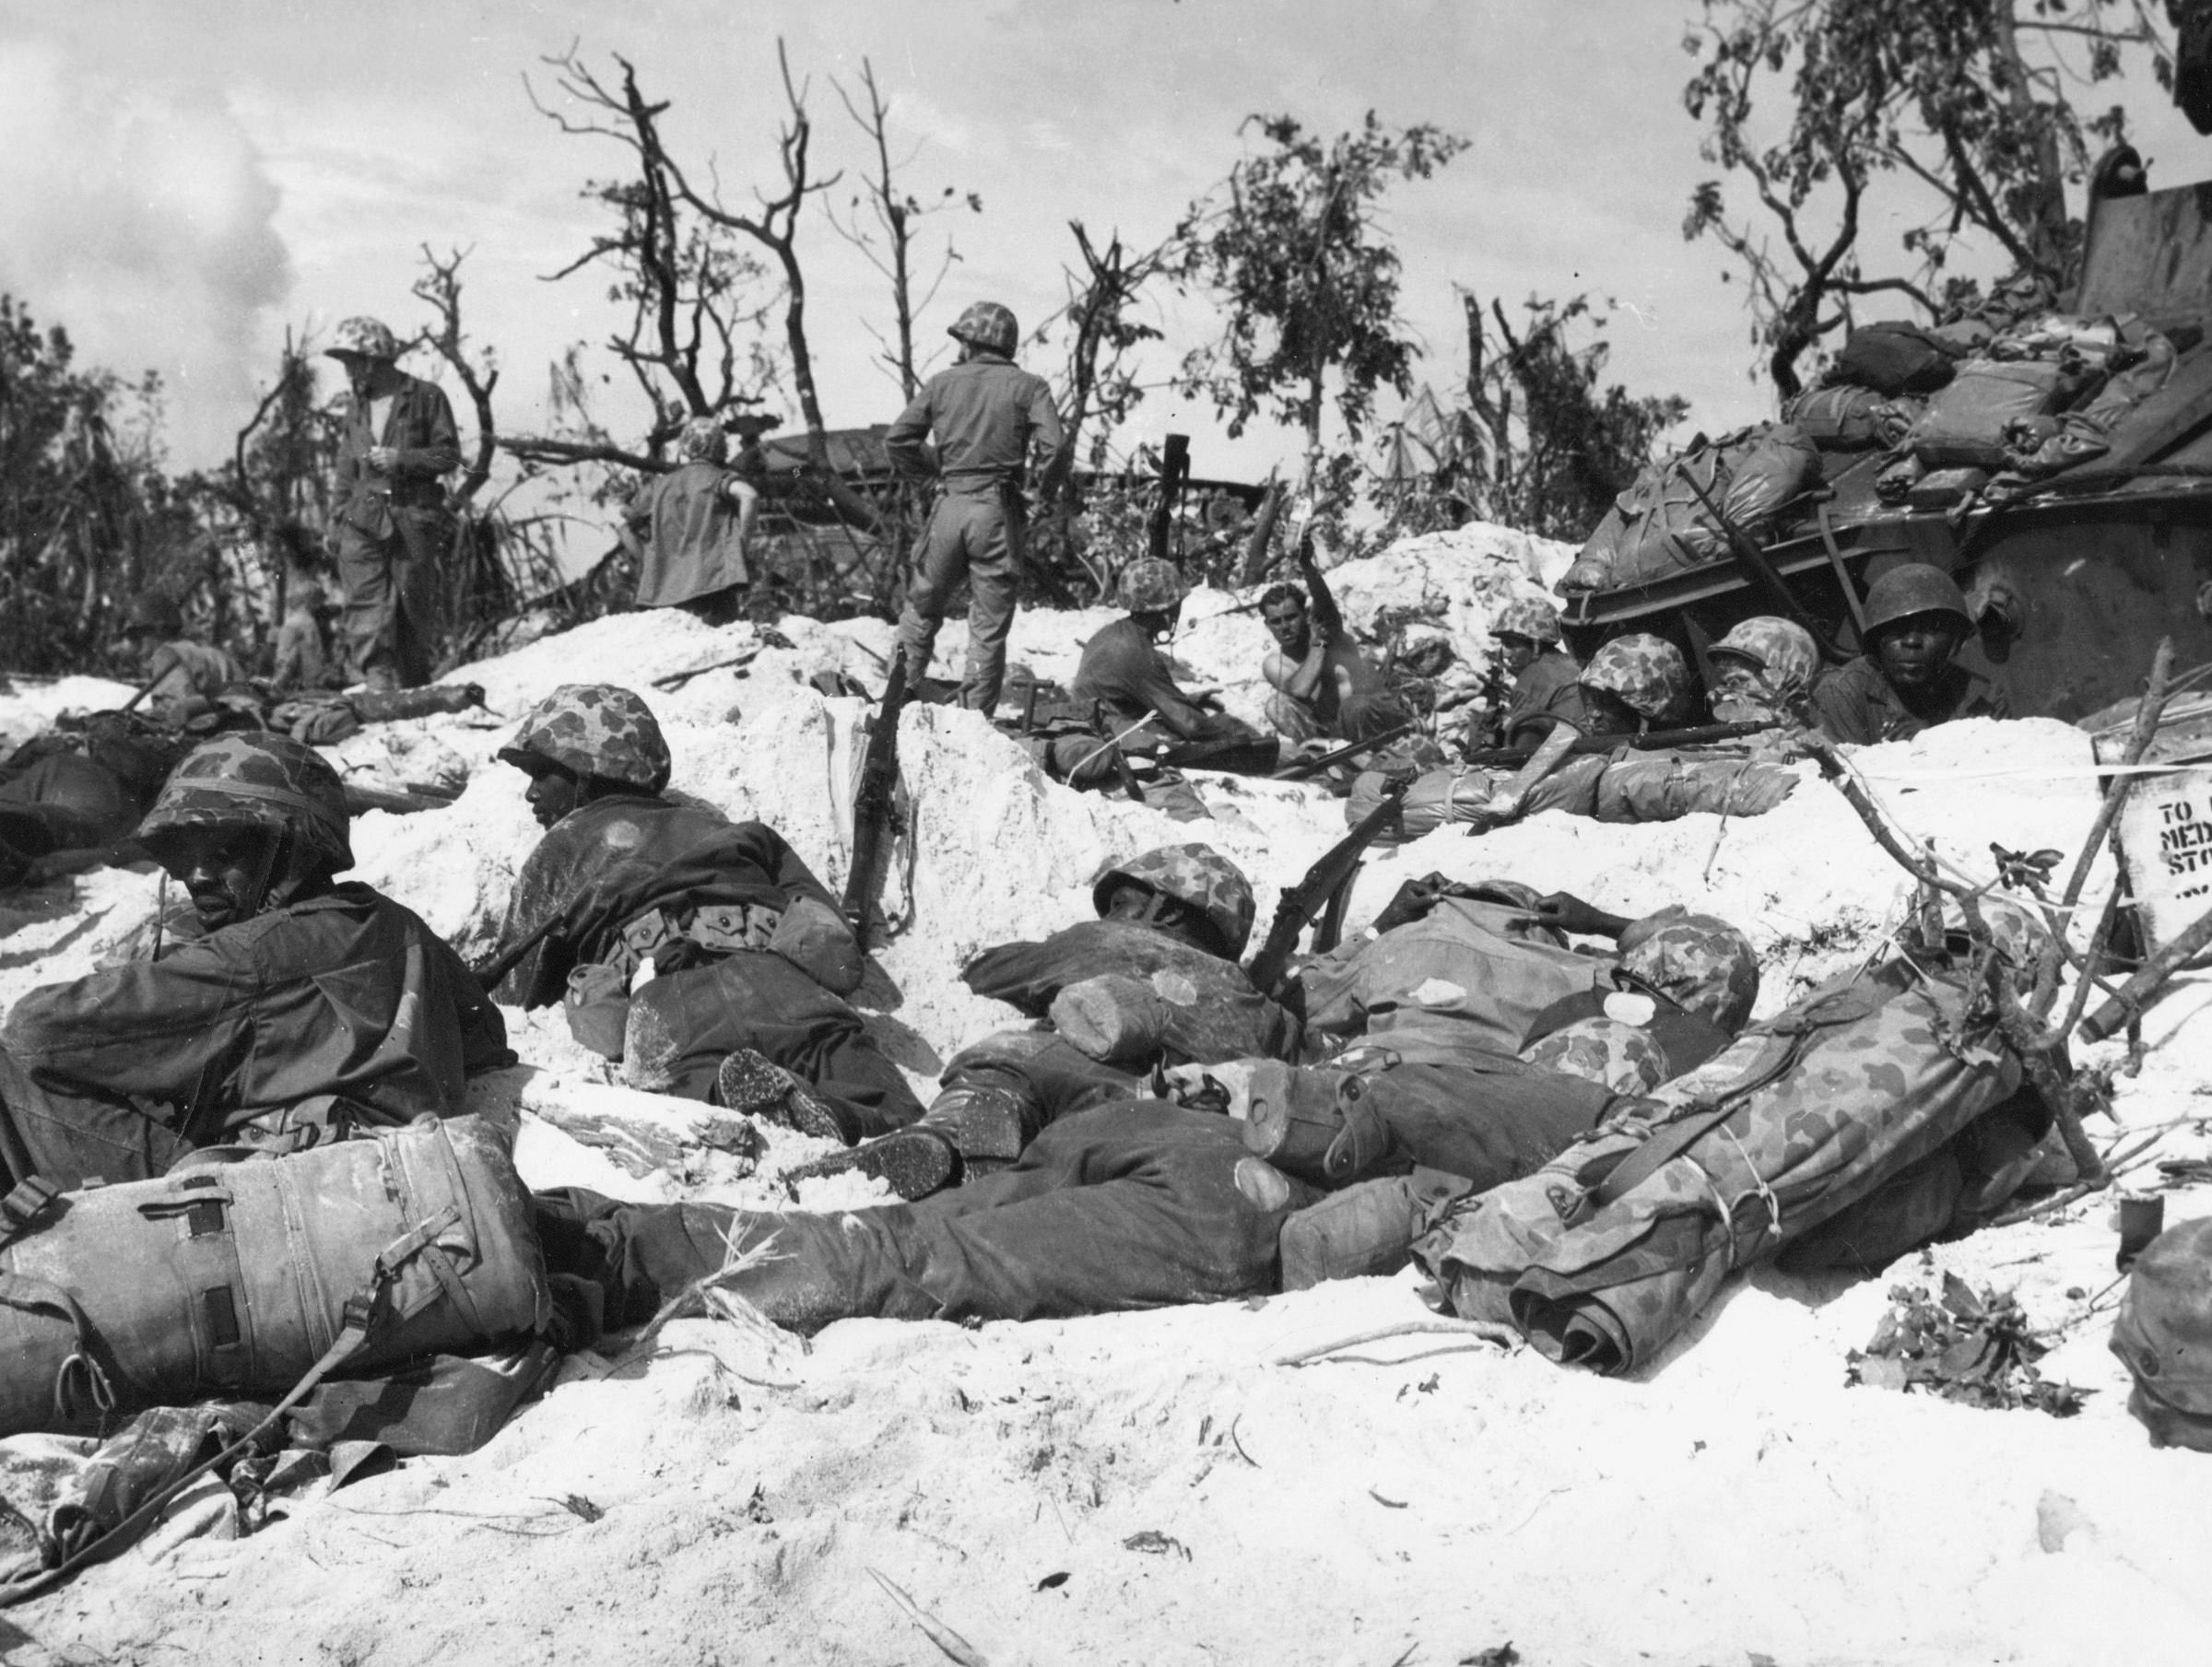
[842,648,912,950]
[1244,776,1410,994]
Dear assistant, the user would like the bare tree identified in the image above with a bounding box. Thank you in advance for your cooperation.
[1037,221,1168,512]
[411,245,500,506]
[829,57,981,402]
[516,48,778,474]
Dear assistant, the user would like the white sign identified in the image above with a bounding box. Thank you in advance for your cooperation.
[2117,766,2212,957]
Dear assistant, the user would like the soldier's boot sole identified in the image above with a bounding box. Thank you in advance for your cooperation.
[715,1048,846,1145]
[781,1128,959,1203]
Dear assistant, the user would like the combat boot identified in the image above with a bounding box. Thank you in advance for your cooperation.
[715,1048,846,1144]
[1278,1176,1424,1290]
[780,1126,959,1203]
[774,1084,1031,1203]
[1241,1062,1393,1188]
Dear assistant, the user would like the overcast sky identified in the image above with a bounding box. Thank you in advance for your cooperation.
[5,0,2208,492]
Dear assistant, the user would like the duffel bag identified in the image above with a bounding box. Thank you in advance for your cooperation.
[0,1114,548,1438]
[1907,359,2066,470]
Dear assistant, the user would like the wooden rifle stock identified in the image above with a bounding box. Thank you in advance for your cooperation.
[1459,717,1778,770]
[1272,719,1419,781]
[842,648,912,950]
[1244,777,1410,994]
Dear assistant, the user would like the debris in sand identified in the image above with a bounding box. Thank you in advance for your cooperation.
[1848,1272,2090,1416]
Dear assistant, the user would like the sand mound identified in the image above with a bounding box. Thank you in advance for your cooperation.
[5,527,2211,1665]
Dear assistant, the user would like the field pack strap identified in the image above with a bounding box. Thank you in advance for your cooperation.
[0,1254,398,1610]
[0,1272,119,1428]
[1571,1033,1805,1224]
[376,1204,465,1326]
[0,1177,61,1249]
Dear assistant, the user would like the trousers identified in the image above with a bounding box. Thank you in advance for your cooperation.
[894,487,1020,712]
[535,1101,1302,1330]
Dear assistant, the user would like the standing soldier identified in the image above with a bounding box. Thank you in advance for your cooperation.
[886,300,1065,713]
[619,416,759,626]
[324,316,461,691]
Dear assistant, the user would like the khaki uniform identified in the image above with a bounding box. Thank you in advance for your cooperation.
[888,354,1065,711]
[1808,654,2008,745]
[329,375,460,690]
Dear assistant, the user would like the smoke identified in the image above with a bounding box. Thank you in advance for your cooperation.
[0,38,292,466]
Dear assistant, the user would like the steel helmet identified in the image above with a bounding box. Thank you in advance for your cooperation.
[1117,558,1188,615]
[325,316,400,362]
[1092,842,1257,960]
[122,593,184,638]
[1580,633,1693,723]
[947,301,1019,358]
[1493,597,1563,647]
[1862,563,1972,639]
[1520,1015,1667,1095]
[1710,616,1820,698]
[498,683,673,794]
[1618,908,1760,1033]
[678,416,729,464]
[138,732,353,873]
[1935,893,2051,994]
[2111,1215,2212,1450]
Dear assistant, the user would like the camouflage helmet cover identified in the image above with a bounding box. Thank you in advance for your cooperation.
[1117,558,1188,614]
[1093,842,1257,958]
[1493,597,1563,648]
[499,683,672,794]
[326,316,400,362]
[1580,633,1693,722]
[1936,893,2051,993]
[138,731,353,873]
[1710,616,1821,697]
[1519,1015,1667,1096]
[947,300,1019,357]
[1618,907,1759,1033]
[678,416,729,464]
[2111,1215,2212,1448]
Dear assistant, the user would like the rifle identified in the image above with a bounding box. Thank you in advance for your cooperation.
[842,647,912,949]
[1271,718,1420,781]
[653,647,761,691]
[469,908,568,992]
[1460,717,1778,770]
[1146,434,1191,563]
[1244,776,1410,994]
[1678,471,1846,662]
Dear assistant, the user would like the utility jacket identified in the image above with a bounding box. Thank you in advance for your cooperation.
[492,794,851,1010]
[1808,654,2009,745]
[2,883,511,1137]
[623,462,754,607]
[331,373,461,539]
[885,353,1065,493]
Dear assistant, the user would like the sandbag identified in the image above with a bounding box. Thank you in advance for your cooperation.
[1560,425,1821,593]
[1412,959,2020,1374]
[1590,755,1800,822]
[1908,359,2066,470]
[1830,322,1962,395]
[1347,757,1606,840]
[1784,386,1906,452]
[0,1115,548,1438]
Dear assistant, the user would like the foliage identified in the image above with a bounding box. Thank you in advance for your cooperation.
[0,297,188,677]
[1370,292,1688,546]
[1170,112,1467,451]
[1849,1272,2089,1416]
[1682,0,2178,395]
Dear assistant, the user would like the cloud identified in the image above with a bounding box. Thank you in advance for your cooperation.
[0,37,292,465]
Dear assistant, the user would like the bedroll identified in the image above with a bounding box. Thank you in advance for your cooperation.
[0,1115,548,1438]
[1410,960,2020,1375]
